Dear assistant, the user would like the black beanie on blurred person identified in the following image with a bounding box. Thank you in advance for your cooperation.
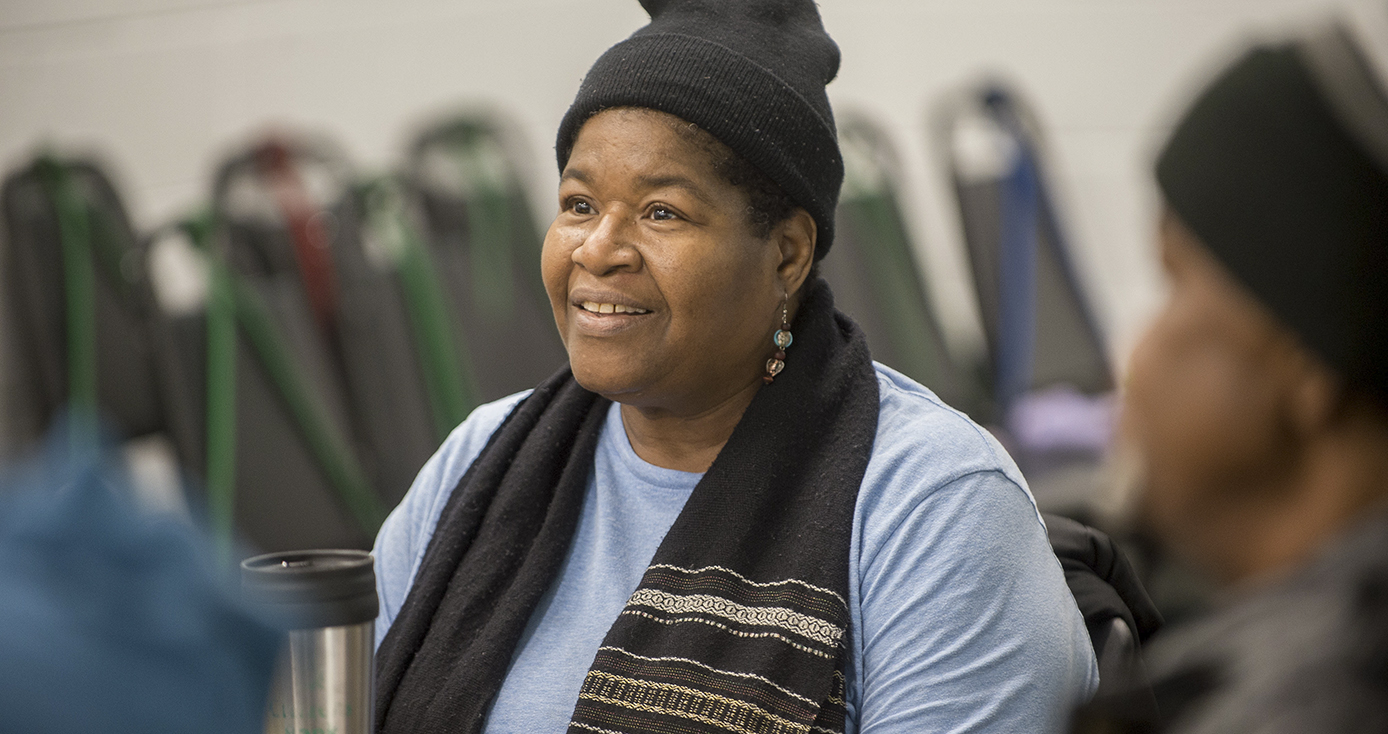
[555,0,845,259]
[1156,24,1388,406]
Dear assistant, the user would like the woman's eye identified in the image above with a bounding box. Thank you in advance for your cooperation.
[651,205,677,221]
[571,200,594,215]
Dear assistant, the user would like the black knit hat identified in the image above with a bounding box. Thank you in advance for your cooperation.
[556,0,845,259]
[1156,24,1388,405]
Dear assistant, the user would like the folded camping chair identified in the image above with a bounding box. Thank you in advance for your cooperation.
[215,134,450,547]
[821,114,984,417]
[355,175,478,443]
[150,216,376,557]
[937,85,1115,506]
[156,134,452,555]
[404,113,568,403]
[0,155,166,459]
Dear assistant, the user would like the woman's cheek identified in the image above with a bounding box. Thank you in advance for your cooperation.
[1128,305,1287,552]
[541,227,575,322]
[1125,300,1224,518]
[1124,330,1179,489]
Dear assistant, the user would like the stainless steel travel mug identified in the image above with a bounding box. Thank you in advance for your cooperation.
[242,549,378,734]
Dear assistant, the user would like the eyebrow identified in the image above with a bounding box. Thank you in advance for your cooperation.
[637,174,716,206]
[560,168,593,186]
[560,167,715,207]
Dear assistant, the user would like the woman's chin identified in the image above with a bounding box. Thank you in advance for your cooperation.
[568,359,652,402]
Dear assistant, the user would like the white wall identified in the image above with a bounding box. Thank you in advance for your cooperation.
[3,0,1386,370]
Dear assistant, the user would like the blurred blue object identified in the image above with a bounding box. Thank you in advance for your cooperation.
[0,421,278,732]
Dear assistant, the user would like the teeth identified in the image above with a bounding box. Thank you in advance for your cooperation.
[580,301,650,315]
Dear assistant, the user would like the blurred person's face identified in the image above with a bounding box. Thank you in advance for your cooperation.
[1123,213,1311,578]
[541,108,789,414]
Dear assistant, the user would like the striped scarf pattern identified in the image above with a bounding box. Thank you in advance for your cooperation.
[572,564,850,734]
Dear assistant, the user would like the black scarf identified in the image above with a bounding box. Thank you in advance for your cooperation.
[376,279,879,734]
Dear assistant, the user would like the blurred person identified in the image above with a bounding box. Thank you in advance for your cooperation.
[370,1,1097,732]
[0,421,279,733]
[1087,21,1388,734]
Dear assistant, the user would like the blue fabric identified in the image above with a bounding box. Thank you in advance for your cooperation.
[374,363,1099,733]
[0,429,280,734]
[996,136,1040,408]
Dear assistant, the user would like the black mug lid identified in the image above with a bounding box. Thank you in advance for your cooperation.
[241,549,378,630]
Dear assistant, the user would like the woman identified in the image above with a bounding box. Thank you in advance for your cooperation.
[373,2,1097,732]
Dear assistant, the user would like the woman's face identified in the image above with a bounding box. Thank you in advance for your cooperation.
[542,108,787,414]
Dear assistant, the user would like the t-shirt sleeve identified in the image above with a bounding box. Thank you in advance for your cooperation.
[852,469,1099,733]
[372,391,529,649]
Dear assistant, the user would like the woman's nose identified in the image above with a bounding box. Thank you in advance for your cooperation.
[572,210,640,275]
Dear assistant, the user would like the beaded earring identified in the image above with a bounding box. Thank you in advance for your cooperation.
[764,298,793,384]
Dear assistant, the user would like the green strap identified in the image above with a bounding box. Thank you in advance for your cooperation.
[442,131,516,318]
[467,187,515,317]
[185,213,386,540]
[230,272,385,534]
[206,260,238,561]
[361,179,477,439]
[181,213,238,563]
[35,157,98,448]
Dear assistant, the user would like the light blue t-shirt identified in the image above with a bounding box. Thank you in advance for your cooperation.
[373,363,1099,733]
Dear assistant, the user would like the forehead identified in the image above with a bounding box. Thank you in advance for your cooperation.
[564,108,721,183]
[1159,214,1294,357]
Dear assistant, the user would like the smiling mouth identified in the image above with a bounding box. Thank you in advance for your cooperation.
[579,301,651,315]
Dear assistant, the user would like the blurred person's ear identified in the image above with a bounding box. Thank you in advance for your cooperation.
[1286,353,1339,442]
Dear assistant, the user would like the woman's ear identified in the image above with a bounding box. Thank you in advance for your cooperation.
[773,209,817,297]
